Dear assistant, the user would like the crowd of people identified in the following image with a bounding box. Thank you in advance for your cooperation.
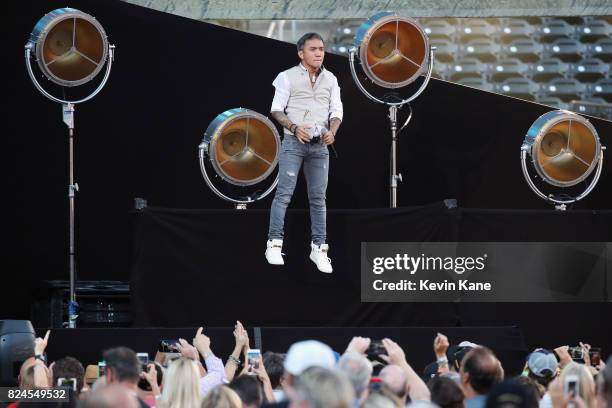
[8,322,611,408]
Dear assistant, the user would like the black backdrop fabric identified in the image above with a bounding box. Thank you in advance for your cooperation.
[43,327,527,377]
[3,0,612,342]
[130,205,612,351]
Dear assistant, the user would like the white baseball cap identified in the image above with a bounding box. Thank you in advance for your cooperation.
[283,340,336,375]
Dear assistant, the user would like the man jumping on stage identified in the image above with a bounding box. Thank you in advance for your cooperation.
[265,32,343,273]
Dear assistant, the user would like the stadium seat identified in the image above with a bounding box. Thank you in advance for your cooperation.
[539,19,577,40]
[569,98,612,120]
[334,21,362,43]
[489,58,529,82]
[527,58,570,82]
[578,18,612,42]
[542,78,587,101]
[495,77,539,100]
[544,38,587,62]
[496,18,536,39]
[449,57,487,80]
[502,39,544,62]
[458,19,497,40]
[423,19,456,40]
[430,38,459,62]
[586,78,612,102]
[459,38,502,62]
[568,58,609,82]
[586,38,612,61]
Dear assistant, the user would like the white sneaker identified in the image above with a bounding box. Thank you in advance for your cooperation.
[309,242,333,273]
[265,239,284,265]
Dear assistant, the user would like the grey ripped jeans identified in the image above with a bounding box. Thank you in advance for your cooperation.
[268,134,329,245]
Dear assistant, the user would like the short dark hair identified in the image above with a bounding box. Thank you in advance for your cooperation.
[429,376,465,408]
[102,347,140,384]
[297,32,324,51]
[461,347,504,395]
[230,374,264,406]
[53,356,85,395]
[138,361,163,391]
[527,369,554,389]
[516,376,545,400]
[263,352,285,389]
[485,379,538,408]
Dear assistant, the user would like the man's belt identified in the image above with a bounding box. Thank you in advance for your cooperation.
[308,135,321,144]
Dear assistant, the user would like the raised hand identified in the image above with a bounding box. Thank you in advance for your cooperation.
[253,356,270,383]
[142,363,157,385]
[177,338,199,361]
[193,327,212,356]
[554,345,572,368]
[434,333,450,358]
[346,336,371,354]
[35,330,50,356]
[380,338,407,366]
[579,342,591,366]
[234,321,249,350]
[141,363,161,396]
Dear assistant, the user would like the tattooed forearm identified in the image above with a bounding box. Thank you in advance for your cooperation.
[329,117,342,136]
[271,111,294,131]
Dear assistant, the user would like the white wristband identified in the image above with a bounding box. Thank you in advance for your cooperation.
[437,357,448,366]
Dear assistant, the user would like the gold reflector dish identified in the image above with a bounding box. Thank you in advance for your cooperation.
[354,11,429,88]
[523,110,601,187]
[29,8,108,87]
[202,109,280,186]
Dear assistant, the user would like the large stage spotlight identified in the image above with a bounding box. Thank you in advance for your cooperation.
[349,11,434,207]
[355,13,430,88]
[521,110,605,209]
[199,108,281,209]
[25,8,115,328]
[27,8,109,87]
[25,8,114,97]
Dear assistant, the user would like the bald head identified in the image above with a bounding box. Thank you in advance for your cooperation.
[379,365,408,399]
[461,347,504,396]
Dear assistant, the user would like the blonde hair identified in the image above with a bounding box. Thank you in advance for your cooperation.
[560,362,595,408]
[201,385,242,408]
[159,358,201,408]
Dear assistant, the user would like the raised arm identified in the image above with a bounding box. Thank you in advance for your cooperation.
[225,321,249,382]
[191,327,225,396]
[381,338,431,402]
